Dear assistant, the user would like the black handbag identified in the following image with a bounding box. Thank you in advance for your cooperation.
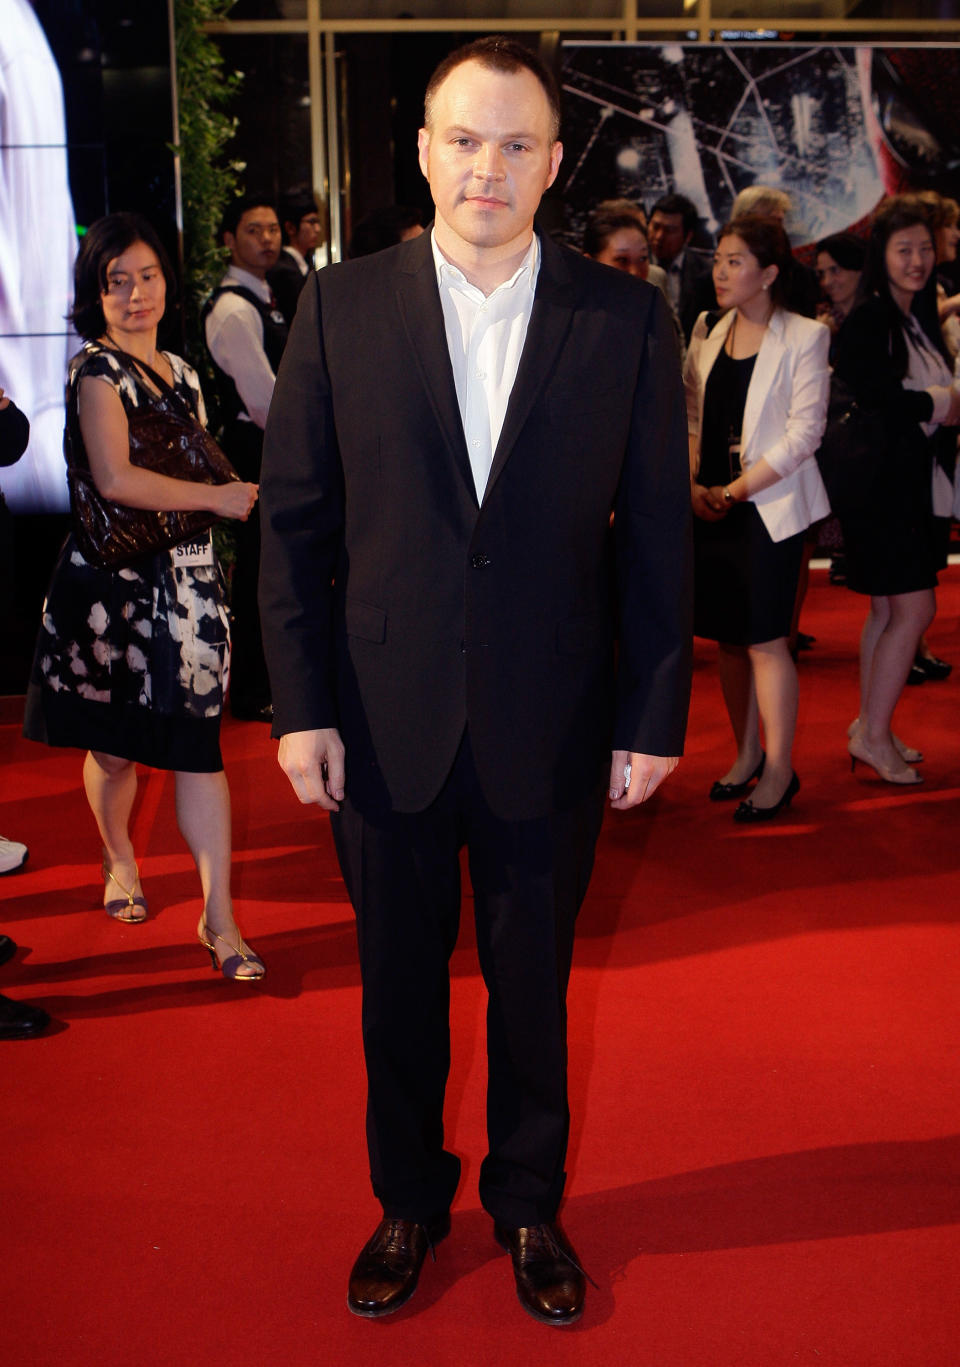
[814,374,887,514]
[65,346,239,570]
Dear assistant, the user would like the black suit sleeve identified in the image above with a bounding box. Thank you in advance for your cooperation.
[613,287,694,756]
[259,272,344,736]
[0,400,30,466]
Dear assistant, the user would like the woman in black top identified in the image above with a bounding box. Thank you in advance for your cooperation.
[832,196,960,784]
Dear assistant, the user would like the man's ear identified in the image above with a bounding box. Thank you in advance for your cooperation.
[545,141,563,191]
[417,127,431,182]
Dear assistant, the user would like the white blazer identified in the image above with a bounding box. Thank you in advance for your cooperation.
[684,307,831,542]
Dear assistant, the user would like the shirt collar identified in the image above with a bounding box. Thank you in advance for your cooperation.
[431,229,540,298]
[284,245,309,274]
[224,265,273,301]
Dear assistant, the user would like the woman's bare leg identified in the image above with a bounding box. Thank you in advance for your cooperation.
[174,769,261,977]
[83,749,143,914]
[715,641,763,785]
[747,637,798,807]
[858,597,891,721]
[860,588,935,770]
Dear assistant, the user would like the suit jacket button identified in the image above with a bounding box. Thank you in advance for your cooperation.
[470,553,491,569]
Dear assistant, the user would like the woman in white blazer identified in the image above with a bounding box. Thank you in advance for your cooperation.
[685,215,830,821]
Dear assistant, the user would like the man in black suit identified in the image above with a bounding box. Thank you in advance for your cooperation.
[267,192,325,326]
[648,191,716,341]
[260,38,692,1327]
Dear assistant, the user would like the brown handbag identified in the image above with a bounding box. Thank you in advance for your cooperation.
[65,346,239,570]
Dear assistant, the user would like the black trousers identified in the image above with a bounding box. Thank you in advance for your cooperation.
[331,729,607,1228]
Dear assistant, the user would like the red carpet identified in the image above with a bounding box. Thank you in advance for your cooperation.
[3,567,959,1366]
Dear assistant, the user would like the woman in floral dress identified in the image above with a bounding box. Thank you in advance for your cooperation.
[24,213,265,979]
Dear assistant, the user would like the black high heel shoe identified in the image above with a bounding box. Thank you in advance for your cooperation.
[733,772,800,823]
[914,652,952,681]
[709,753,765,802]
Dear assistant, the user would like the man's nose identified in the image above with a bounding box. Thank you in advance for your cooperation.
[473,145,504,180]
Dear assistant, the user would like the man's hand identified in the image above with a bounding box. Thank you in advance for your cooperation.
[278,728,346,810]
[608,750,679,809]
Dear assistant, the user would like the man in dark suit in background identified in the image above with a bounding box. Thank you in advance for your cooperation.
[267,192,325,326]
[260,37,692,1327]
[204,197,288,722]
[0,386,50,1039]
[648,191,716,340]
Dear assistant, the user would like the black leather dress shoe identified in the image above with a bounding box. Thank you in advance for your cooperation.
[0,993,50,1040]
[495,1222,587,1326]
[0,934,17,969]
[347,1214,450,1318]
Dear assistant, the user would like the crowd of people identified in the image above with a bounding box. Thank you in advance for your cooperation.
[2,31,958,1332]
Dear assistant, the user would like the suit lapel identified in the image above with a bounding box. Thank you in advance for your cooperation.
[482,233,577,504]
[394,232,478,504]
[742,309,786,456]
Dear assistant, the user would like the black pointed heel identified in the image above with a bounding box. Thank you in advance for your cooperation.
[733,772,800,823]
[709,753,765,802]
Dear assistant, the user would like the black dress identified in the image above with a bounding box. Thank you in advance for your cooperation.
[831,296,942,597]
[693,347,806,645]
[23,345,230,772]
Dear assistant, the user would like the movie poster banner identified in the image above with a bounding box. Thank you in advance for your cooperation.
[558,43,960,257]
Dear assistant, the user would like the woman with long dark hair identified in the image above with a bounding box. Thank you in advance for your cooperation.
[833,195,960,784]
[23,213,265,978]
[816,232,866,338]
[686,215,830,821]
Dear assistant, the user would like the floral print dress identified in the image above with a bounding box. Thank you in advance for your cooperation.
[23,344,230,772]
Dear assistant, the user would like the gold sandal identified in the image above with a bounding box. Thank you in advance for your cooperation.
[197,915,265,981]
[102,862,148,922]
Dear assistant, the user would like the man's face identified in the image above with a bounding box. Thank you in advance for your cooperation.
[647,211,690,266]
[417,59,562,259]
[290,211,323,257]
[225,207,282,277]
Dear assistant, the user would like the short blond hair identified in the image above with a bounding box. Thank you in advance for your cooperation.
[731,185,792,220]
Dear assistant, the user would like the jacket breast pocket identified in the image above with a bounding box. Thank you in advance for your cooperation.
[345,598,386,644]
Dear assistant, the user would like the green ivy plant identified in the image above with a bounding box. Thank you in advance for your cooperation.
[172,0,245,575]
[172,0,245,370]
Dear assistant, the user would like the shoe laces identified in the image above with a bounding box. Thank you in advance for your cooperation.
[375,1219,438,1263]
[522,1224,598,1290]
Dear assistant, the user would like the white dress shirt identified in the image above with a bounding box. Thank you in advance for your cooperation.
[901,313,955,516]
[433,231,539,502]
[204,266,279,429]
[282,244,309,276]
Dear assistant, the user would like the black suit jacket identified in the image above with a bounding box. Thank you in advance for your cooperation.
[259,229,692,822]
[673,249,716,342]
[267,249,309,328]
